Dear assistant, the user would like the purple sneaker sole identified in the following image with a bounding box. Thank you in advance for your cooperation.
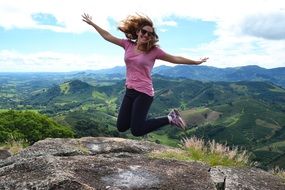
[169,109,186,129]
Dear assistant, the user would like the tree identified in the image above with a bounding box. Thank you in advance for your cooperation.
[0,110,74,144]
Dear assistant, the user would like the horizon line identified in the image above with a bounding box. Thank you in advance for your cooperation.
[0,64,284,73]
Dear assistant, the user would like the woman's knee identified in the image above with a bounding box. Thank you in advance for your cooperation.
[130,128,144,137]
[116,123,129,132]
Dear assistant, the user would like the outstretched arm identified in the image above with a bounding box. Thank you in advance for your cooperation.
[161,53,209,65]
[82,13,122,47]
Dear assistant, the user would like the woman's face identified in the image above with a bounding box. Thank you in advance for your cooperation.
[137,25,154,44]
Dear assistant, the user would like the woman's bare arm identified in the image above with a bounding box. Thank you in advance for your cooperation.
[82,13,122,47]
[160,53,209,65]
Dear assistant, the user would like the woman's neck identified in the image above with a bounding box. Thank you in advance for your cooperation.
[135,43,148,52]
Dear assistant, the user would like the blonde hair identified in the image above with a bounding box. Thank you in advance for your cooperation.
[118,14,159,52]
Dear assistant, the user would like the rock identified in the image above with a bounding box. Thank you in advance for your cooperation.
[0,137,284,190]
[210,166,285,190]
[0,149,11,160]
[209,168,226,190]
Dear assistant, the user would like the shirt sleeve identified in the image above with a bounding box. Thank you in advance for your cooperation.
[119,39,131,49]
[155,47,167,59]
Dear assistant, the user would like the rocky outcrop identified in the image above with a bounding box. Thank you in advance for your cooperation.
[0,137,284,190]
[0,149,11,160]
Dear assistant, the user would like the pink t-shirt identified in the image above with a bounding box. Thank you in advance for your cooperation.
[120,39,166,97]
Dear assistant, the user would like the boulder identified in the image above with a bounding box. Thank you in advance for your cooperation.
[0,137,284,190]
[0,149,11,160]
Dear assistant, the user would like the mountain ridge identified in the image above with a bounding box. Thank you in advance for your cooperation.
[74,65,285,87]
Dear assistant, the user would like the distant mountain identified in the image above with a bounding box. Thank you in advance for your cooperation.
[71,66,126,80]
[160,65,285,87]
[89,66,126,74]
[76,65,285,87]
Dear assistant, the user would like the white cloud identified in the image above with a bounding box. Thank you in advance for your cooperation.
[240,11,285,40]
[1,0,283,33]
[0,50,124,72]
[157,20,177,27]
[181,35,285,68]
[0,0,285,70]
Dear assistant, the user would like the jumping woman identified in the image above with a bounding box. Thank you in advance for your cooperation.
[82,13,208,136]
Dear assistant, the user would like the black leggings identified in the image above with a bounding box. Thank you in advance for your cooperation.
[116,88,169,136]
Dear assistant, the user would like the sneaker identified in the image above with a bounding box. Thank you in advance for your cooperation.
[168,109,186,129]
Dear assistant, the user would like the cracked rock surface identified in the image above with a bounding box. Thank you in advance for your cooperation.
[0,137,284,190]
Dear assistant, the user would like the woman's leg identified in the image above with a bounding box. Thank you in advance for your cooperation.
[116,90,134,132]
[130,92,169,136]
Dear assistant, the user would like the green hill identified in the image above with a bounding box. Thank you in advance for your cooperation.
[53,109,119,138]
[149,79,285,169]
[0,110,74,144]
[30,80,95,105]
[25,80,121,139]
[28,79,119,115]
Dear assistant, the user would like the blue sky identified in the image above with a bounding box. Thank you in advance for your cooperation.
[0,0,285,72]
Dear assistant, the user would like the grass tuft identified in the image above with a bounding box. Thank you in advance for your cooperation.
[182,137,250,167]
[150,136,251,167]
[0,138,28,155]
[270,166,285,180]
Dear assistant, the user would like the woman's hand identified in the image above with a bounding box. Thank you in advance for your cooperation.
[82,13,93,25]
[81,13,123,47]
[196,57,209,65]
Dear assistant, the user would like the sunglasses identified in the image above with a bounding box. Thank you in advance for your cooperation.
[140,29,155,37]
